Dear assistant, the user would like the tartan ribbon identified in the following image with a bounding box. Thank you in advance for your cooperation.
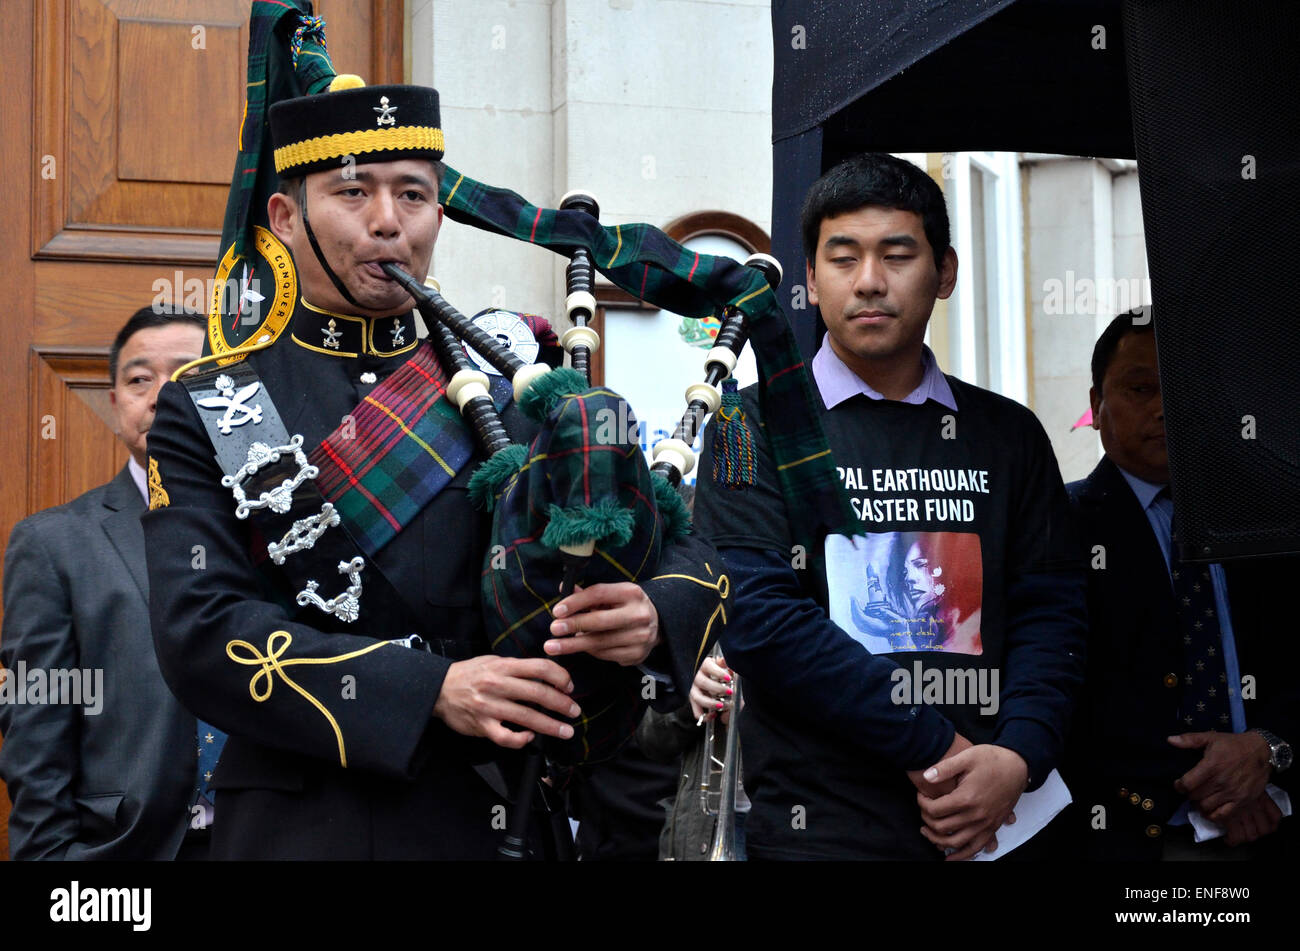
[307,342,477,557]
[439,167,860,551]
[229,1,336,262]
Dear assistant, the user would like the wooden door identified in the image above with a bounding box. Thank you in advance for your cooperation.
[0,0,403,861]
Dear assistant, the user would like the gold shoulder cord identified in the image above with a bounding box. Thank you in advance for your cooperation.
[170,336,278,383]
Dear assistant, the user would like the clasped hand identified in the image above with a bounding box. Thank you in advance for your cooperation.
[909,734,1028,861]
[689,654,735,724]
[1169,730,1272,825]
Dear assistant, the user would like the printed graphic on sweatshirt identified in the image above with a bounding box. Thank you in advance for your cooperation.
[825,531,983,655]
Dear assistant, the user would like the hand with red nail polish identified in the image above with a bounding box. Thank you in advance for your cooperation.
[689,654,733,724]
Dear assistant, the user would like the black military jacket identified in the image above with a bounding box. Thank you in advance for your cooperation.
[142,298,723,859]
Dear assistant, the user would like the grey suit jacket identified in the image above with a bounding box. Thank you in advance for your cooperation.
[0,465,195,859]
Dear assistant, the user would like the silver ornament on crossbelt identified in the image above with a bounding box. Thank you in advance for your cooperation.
[196,374,264,435]
[297,557,366,622]
[221,435,318,519]
[266,502,342,565]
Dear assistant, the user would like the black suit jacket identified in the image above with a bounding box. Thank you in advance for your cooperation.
[0,466,196,859]
[1066,456,1299,859]
[142,320,723,859]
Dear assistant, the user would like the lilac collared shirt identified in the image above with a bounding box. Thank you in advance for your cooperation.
[811,341,958,412]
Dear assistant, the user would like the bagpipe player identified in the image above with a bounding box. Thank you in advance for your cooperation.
[141,78,724,860]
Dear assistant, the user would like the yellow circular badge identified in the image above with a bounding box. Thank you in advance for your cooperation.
[207,226,297,365]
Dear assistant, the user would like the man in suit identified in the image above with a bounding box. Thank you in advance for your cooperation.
[0,306,207,859]
[142,78,723,859]
[1067,309,1296,859]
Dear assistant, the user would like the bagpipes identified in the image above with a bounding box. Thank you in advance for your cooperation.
[380,194,782,771]
[384,192,787,861]
[206,4,853,707]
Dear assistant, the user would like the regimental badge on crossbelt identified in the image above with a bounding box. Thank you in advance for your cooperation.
[196,374,264,435]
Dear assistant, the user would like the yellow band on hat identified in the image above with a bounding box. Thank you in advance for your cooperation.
[273,126,445,174]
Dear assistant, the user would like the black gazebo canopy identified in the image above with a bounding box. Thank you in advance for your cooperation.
[769,0,1300,559]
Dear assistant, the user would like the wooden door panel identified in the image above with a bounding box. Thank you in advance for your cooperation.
[29,349,129,517]
[35,0,400,266]
[116,17,245,185]
[35,0,250,264]
[3,0,403,862]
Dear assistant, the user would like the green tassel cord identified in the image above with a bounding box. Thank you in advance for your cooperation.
[518,367,590,423]
[467,443,528,511]
[542,498,636,551]
[711,377,756,488]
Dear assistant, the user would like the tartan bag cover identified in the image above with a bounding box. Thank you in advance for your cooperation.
[483,382,669,765]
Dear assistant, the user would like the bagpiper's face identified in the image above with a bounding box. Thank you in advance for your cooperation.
[276,158,443,317]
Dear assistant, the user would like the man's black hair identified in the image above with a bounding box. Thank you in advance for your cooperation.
[276,158,447,197]
[1091,307,1155,393]
[109,306,207,385]
[800,152,951,268]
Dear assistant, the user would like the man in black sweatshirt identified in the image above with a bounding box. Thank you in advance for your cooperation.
[693,153,1086,860]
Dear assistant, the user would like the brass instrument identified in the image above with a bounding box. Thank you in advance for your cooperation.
[698,646,743,861]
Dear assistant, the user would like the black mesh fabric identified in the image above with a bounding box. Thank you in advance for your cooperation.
[1124,0,1300,559]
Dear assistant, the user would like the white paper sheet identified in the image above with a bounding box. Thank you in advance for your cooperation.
[970,768,1072,861]
[1188,784,1292,843]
